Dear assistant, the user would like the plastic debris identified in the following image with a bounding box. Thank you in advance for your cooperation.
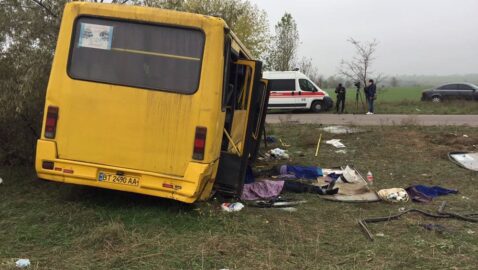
[0,177,3,184]
[269,148,289,159]
[467,229,475,235]
[325,139,345,148]
[335,150,347,154]
[375,232,385,237]
[221,202,244,212]
[321,126,362,134]
[366,171,374,185]
[15,259,30,268]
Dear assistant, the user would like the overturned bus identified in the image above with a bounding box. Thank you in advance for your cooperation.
[35,2,269,203]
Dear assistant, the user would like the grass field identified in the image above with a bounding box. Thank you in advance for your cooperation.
[323,87,478,114]
[1,124,478,269]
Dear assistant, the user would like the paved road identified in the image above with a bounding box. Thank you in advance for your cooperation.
[266,113,478,127]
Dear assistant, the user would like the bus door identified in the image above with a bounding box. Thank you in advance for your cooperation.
[215,59,264,196]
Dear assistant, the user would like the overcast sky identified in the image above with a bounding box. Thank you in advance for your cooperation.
[250,0,478,77]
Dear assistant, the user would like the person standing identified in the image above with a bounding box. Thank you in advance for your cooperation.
[335,83,346,113]
[364,79,376,115]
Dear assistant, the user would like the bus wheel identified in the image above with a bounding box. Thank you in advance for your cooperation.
[310,101,323,113]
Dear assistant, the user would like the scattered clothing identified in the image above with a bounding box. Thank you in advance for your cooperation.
[406,185,458,203]
[241,180,285,201]
[280,165,323,180]
[283,181,338,195]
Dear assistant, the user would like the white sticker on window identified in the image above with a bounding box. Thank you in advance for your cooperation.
[78,23,113,50]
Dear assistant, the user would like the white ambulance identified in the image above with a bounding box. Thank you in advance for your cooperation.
[264,71,333,112]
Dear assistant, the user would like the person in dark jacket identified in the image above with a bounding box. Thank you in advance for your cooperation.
[364,79,376,114]
[335,83,346,113]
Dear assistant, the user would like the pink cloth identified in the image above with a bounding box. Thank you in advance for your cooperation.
[241,180,285,201]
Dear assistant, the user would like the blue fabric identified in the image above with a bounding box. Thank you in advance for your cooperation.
[414,185,458,198]
[286,165,323,180]
[327,173,342,180]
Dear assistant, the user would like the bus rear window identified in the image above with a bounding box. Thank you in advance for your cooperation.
[68,17,205,94]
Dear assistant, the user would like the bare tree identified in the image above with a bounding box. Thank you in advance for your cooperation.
[339,38,384,87]
[297,56,320,82]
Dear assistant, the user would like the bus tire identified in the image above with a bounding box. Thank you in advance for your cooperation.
[310,100,323,113]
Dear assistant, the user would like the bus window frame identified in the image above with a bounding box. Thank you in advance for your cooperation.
[66,15,206,95]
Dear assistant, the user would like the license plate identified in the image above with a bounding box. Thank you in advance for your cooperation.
[98,172,139,186]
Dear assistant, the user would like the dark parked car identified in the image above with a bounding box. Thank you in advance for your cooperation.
[421,83,478,102]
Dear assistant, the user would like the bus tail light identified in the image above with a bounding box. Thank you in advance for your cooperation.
[42,161,54,170]
[44,106,59,139]
[193,127,207,160]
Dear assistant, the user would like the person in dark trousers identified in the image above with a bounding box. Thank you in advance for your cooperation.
[364,79,376,114]
[335,83,346,113]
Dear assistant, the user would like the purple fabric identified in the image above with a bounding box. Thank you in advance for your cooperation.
[241,180,285,201]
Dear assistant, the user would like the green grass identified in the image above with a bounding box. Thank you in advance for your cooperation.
[1,125,478,269]
[323,87,478,114]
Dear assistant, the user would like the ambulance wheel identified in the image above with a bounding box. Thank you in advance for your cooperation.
[310,101,323,113]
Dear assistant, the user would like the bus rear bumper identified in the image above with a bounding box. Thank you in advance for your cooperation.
[35,140,217,203]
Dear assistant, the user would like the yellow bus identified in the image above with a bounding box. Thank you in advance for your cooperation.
[35,2,269,203]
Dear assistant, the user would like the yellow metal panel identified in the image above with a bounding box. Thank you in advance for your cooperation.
[42,2,226,177]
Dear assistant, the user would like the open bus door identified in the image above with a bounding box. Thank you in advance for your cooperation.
[214,59,268,197]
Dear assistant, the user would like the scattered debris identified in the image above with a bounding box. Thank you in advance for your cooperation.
[221,202,244,212]
[467,229,475,235]
[462,196,470,200]
[315,133,322,157]
[406,185,458,203]
[335,150,347,154]
[266,136,277,143]
[279,138,290,147]
[280,165,323,180]
[319,166,380,203]
[398,207,406,212]
[269,148,289,159]
[0,177,3,185]
[249,199,307,208]
[448,152,478,171]
[377,188,409,203]
[321,126,362,134]
[358,202,478,241]
[375,232,385,237]
[325,139,345,148]
[463,134,469,138]
[15,259,30,268]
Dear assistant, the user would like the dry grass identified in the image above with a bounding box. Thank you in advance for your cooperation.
[1,125,478,269]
